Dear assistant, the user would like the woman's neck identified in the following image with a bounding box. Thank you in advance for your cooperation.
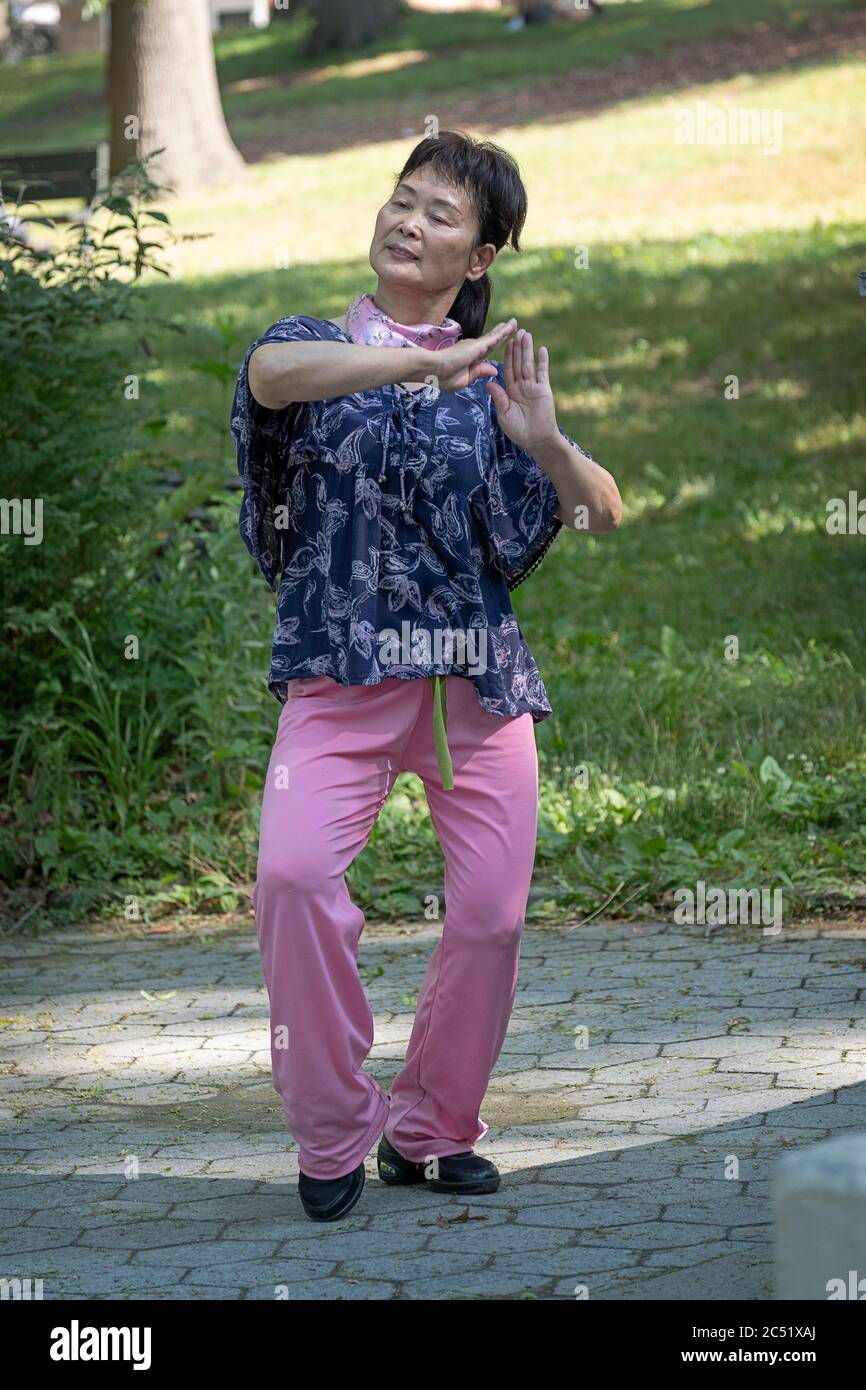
[330,305,426,391]
[371,284,456,327]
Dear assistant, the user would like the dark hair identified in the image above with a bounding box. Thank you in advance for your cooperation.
[393,130,528,339]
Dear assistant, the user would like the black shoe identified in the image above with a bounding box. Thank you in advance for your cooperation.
[298,1159,366,1222]
[377,1135,501,1194]
[377,1135,427,1185]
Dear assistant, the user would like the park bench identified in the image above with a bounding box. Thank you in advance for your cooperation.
[0,141,110,219]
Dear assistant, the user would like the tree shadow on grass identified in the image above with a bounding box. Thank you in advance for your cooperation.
[229,6,866,162]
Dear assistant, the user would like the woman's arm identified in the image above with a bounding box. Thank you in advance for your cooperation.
[249,340,433,408]
[532,434,622,532]
[249,317,519,407]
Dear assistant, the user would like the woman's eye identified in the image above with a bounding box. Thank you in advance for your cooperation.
[431,216,448,226]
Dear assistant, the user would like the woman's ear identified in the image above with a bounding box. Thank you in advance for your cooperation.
[466,242,498,282]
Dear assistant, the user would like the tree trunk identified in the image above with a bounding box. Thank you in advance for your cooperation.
[0,2,9,48]
[107,0,246,193]
[303,0,402,57]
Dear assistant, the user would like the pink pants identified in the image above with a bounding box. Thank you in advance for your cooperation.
[253,672,539,1180]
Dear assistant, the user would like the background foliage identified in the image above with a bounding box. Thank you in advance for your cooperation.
[1,0,864,933]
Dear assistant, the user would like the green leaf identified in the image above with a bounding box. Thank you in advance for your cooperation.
[640,834,667,859]
[759,755,792,791]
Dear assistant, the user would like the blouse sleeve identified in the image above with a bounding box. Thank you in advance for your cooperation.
[482,361,594,593]
[230,315,325,591]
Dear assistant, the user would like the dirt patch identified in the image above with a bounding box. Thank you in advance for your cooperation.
[481,1082,578,1127]
[236,8,866,161]
[66,1077,577,1134]
[63,1082,288,1134]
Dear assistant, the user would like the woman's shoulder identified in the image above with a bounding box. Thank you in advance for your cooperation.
[278,313,348,336]
[253,314,348,346]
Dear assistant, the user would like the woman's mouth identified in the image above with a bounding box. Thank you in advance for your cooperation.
[386,244,419,262]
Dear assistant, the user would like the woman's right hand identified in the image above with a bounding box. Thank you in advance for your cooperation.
[426,318,519,393]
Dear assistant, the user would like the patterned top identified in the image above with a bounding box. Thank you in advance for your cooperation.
[230,314,591,722]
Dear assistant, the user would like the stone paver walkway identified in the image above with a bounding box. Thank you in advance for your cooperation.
[1,919,865,1300]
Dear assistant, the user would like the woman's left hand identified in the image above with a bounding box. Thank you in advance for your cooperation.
[485,328,559,454]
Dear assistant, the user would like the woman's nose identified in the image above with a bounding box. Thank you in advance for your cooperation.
[396,215,421,239]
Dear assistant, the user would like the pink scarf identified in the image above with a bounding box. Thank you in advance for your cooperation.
[345,292,462,351]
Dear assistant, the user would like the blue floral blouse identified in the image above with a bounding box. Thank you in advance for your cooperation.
[231,314,591,722]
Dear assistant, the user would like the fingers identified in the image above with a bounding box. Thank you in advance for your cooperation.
[537,343,550,390]
[518,328,535,386]
[485,317,517,349]
[477,319,517,359]
[455,318,515,376]
[469,362,499,384]
[503,328,538,392]
[475,320,544,396]
[504,334,515,396]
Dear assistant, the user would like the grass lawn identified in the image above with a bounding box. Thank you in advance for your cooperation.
[3,0,865,929]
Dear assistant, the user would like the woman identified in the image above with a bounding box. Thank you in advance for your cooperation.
[231,131,621,1224]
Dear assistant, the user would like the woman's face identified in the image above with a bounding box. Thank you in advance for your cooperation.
[369,165,496,295]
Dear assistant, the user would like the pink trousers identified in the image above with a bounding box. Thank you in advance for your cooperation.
[253,672,539,1180]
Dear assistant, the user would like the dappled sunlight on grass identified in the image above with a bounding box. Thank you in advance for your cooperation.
[756,378,811,401]
[736,505,814,540]
[793,415,866,453]
[155,50,866,281]
[224,47,432,96]
[494,60,866,250]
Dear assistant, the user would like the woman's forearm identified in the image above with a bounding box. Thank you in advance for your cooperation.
[249,340,434,408]
[532,432,623,533]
